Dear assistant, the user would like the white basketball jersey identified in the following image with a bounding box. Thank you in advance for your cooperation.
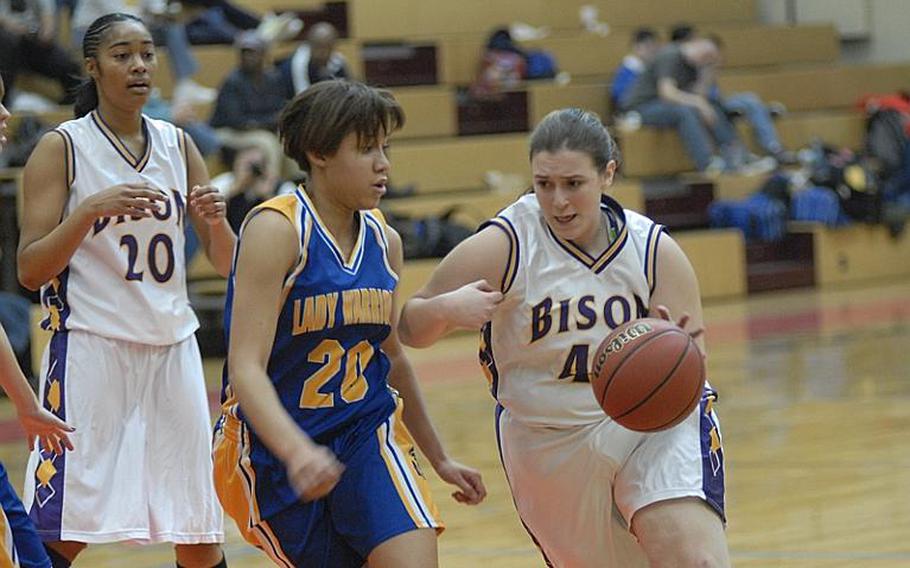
[480,193,665,427]
[39,111,198,345]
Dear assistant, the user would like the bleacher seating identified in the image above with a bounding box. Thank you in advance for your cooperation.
[9,0,909,357]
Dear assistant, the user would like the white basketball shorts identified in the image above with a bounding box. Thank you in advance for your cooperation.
[495,388,724,567]
[22,330,224,544]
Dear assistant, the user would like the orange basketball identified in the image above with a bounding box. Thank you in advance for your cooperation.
[590,317,704,432]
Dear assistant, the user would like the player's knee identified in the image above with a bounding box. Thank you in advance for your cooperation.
[174,543,226,568]
[44,541,85,567]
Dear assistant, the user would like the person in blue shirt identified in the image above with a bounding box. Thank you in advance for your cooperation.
[610,27,660,112]
[213,79,486,567]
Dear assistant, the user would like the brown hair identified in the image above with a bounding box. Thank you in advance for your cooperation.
[277,79,405,173]
[528,108,620,173]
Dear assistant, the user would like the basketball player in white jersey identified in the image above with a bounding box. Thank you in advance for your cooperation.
[0,72,76,568]
[399,108,730,567]
[16,14,233,568]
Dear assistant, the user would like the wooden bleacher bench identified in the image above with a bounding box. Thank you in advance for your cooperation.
[620,110,866,177]
[718,63,910,112]
[346,0,756,41]
[391,133,528,193]
[790,222,910,287]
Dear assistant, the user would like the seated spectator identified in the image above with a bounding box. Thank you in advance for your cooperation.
[183,0,260,44]
[210,30,290,176]
[277,21,349,97]
[623,36,774,174]
[143,90,220,156]
[670,23,795,164]
[0,0,82,105]
[210,145,278,231]
[610,27,660,112]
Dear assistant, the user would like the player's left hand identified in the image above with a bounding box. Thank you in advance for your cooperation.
[654,304,704,340]
[18,406,75,455]
[189,184,227,225]
[434,458,486,505]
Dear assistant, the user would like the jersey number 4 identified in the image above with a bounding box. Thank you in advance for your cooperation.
[299,339,374,409]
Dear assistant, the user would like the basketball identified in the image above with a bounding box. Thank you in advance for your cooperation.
[590,318,705,432]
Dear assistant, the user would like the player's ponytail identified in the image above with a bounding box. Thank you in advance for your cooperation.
[74,12,145,118]
[73,79,99,119]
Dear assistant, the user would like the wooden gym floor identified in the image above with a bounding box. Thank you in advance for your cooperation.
[0,278,908,567]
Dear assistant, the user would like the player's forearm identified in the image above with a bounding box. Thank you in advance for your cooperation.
[203,219,237,277]
[386,356,448,468]
[18,207,96,290]
[229,364,315,463]
[0,327,39,413]
[398,296,456,348]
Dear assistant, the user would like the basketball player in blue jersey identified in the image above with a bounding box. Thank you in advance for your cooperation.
[16,14,234,568]
[0,72,75,568]
[399,108,730,567]
[213,79,486,567]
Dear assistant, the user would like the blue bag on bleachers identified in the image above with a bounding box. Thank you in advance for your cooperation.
[708,193,787,242]
[790,186,850,226]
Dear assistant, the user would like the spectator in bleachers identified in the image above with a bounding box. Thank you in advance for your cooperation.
[622,36,774,174]
[209,145,278,231]
[143,89,221,156]
[182,0,260,44]
[210,30,289,177]
[670,24,795,165]
[0,0,82,105]
[609,27,660,113]
[277,21,349,97]
[72,0,218,105]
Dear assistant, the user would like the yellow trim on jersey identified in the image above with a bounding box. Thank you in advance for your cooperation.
[369,207,388,230]
[213,417,295,567]
[483,218,519,294]
[590,227,629,273]
[240,194,310,308]
[376,402,443,531]
[297,188,364,270]
[364,211,399,282]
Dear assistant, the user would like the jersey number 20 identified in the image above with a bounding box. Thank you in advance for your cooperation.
[300,339,373,409]
[120,233,175,283]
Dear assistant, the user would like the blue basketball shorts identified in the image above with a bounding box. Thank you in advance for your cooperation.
[214,396,443,567]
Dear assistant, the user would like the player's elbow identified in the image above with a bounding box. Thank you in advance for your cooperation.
[397,310,431,349]
[17,257,45,291]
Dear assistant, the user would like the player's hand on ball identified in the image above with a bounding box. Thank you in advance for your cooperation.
[654,304,704,340]
[286,443,345,502]
[444,280,503,330]
[189,184,227,225]
[434,458,486,505]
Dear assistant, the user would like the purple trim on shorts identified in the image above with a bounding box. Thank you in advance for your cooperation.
[28,331,69,541]
[40,268,70,332]
[699,389,726,522]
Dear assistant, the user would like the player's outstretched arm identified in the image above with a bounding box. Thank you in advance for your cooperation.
[0,324,73,454]
[398,226,508,348]
[227,210,343,501]
[383,227,486,505]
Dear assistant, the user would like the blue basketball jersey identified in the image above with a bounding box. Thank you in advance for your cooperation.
[219,187,400,516]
